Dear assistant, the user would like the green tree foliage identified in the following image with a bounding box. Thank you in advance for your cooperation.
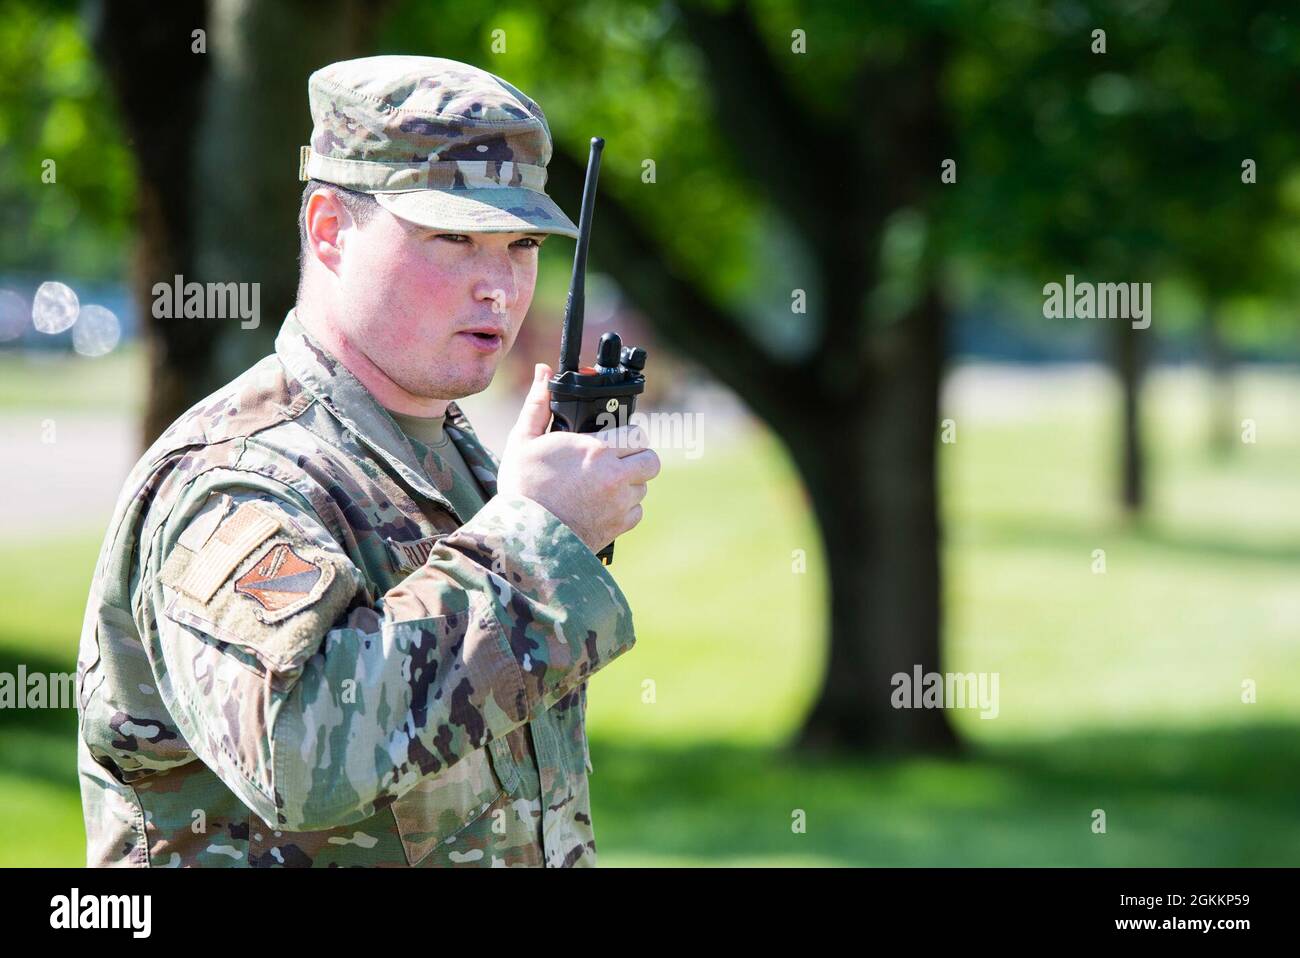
[0,0,134,280]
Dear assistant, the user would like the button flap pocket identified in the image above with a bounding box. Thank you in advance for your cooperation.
[391,746,505,866]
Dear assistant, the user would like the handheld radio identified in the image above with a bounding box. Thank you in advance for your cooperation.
[548,137,648,565]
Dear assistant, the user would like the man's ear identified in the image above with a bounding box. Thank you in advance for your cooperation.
[304,189,349,276]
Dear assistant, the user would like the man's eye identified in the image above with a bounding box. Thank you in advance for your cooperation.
[433,234,539,249]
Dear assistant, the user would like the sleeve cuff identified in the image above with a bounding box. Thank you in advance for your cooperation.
[456,493,623,604]
[449,493,636,706]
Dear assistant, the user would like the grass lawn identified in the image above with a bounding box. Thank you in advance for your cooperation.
[0,344,144,413]
[2,362,1298,866]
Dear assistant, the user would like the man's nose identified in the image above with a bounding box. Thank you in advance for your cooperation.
[475,261,518,313]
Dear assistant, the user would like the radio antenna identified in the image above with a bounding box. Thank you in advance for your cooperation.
[558,136,604,374]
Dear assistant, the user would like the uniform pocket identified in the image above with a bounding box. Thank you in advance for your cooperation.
[391,744,508,866]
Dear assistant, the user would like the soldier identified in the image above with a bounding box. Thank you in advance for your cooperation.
[75,55,660,867]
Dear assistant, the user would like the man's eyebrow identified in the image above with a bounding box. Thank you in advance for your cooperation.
[417,228,547,240]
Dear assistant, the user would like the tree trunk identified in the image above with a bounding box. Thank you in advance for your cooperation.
[95,0,378,450]
[1113,320,1146,513]
[791,286,957,755]
[548,3,959,756]
[92,0,211,448]
[191,0,379,384]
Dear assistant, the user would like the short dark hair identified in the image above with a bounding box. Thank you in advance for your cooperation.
[296,179,379,290]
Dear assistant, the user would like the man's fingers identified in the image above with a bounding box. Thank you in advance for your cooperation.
[592,424,651,458]
[627,482,648,506]
[508,363,554,444]
[617,448,661,483]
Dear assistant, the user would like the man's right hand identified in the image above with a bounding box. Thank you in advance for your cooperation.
[496,363,661,555]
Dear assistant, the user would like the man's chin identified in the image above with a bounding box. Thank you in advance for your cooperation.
[406,369,496,402]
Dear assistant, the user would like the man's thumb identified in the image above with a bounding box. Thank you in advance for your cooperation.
[511,363,553,442]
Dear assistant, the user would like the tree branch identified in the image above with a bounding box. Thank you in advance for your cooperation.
[546,146,794,426]
[674,0,856,241]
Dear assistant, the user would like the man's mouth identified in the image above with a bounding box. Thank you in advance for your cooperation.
[458,329,504,353]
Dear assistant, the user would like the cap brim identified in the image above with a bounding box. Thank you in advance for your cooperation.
[373,188,579,239]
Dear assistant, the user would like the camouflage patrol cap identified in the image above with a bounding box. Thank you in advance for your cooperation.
[299,55,579,238]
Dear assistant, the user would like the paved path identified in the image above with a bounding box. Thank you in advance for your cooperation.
[0,380,750,544]
[0,412,136,543]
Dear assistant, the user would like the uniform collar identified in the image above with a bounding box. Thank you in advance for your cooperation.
[444,401,501,499]
[275,309,500,511]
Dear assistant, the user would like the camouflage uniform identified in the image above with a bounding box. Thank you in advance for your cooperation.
[75,56,634,867]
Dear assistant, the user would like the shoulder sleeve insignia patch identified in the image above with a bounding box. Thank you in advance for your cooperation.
[235,544,325,616]
[157,496,362,680]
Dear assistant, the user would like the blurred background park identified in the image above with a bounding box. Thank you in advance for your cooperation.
[2,0,1299,866]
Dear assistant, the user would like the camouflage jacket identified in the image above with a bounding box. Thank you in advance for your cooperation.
[75,310,636,867]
